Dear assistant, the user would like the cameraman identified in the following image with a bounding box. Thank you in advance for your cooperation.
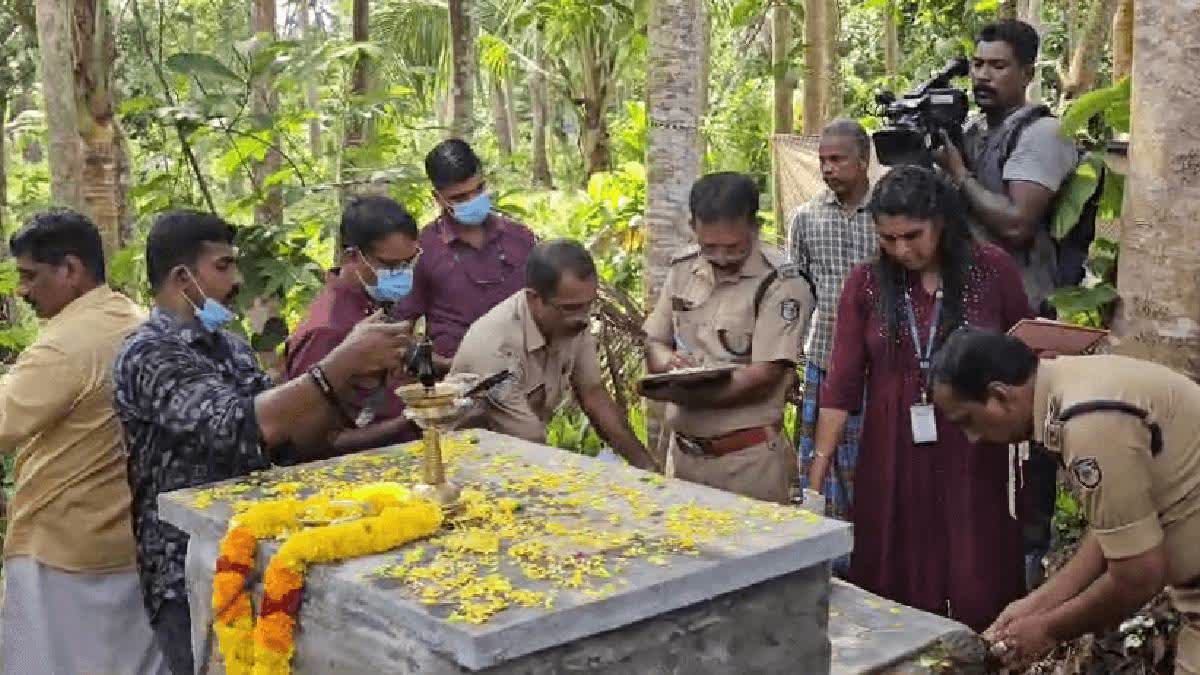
[934,20,1077,317]
[934,20,1077,594]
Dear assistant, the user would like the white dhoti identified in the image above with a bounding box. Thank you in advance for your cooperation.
[1,557,166,675]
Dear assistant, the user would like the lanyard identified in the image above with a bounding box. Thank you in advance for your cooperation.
[904,287,943,403]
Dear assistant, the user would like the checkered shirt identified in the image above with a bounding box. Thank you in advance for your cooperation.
[787,188,878,369]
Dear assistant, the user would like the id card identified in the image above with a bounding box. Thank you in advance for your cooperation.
[910,404,939,445]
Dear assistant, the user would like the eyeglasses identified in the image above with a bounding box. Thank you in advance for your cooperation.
[544,295,599,317]
[358,247,421,274]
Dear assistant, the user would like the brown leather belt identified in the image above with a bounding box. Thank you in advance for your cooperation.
[676,427,771,457]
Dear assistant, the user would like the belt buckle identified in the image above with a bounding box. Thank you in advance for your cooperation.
[676,434,706,456]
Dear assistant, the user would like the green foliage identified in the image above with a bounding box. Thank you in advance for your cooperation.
[1060,77,1131,139]
[1052,154,1103,240]
[1048,238,1120,328]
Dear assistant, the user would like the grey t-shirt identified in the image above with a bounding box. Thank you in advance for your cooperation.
[964,111,1078,312]
[1002,116,1078,193]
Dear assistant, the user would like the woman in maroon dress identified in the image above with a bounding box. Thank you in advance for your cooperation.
[807,166,1030,632]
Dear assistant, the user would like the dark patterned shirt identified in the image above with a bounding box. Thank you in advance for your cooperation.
[787,188,877,369]
[114,308,278,619]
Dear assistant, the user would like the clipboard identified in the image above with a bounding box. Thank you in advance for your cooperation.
[1007,318,1108,355]
[639,365,737,388]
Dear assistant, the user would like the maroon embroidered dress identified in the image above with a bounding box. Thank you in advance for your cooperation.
[820,243,1031,632]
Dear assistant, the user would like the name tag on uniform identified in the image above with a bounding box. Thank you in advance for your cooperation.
[910,404,939,445]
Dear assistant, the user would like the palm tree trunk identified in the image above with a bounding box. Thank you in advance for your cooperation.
[1112,1,1200,378]
[346,0,370,149]
[504,72,520,152]
[530,29,553,188]
[1021,0,1044,103]
[821,0,841,122]
[772,4,794,135]
[802,0,837,132]
[0,91,7,238]
[35,0,128,257]
[1062,0,1118,100]
[491,76,513,158]
[884,0,899,90]
[1111,0,1133,81]
[448,0,475,139]
[251,0,283,226]
[645,0,706,466]
[298,0,321,156]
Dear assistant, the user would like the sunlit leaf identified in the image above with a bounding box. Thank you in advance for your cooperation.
[1052,155,1103,240]
[1061,77,1131,138]
[165,52,242,83]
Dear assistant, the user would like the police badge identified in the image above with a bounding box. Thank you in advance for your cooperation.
[780,299,801,322]
[1070,457,1103,489]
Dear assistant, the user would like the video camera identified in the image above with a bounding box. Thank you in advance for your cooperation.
[871,57,971,167]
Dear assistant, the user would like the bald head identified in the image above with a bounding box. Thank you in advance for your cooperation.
[819,119,872,201]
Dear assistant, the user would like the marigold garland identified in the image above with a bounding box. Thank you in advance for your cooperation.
[212,483,442,675]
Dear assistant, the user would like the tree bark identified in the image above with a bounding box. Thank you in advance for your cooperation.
[491,76,513,158]
[645,0,706,465]
[1021,0,1044,103]
[883,0,899,90]
[448,0,475,139]
[298,0,321,156]
[504,72,520,152]
[346,0,370,149]
[1111,0,1133,81]
[1062,0,1118,100]
[251,0,283,226]
[802,0,837,132]
[530,28,553,188]
[0,91,7,239]
[34,0,128,257]
[997,0,1017,20]
[772,4,794,135]
[1112,1,1200,378]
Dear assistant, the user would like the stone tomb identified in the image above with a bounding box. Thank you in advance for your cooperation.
[160,430,852,673]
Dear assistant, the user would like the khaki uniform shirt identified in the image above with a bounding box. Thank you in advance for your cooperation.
[643,244,815,439]
[450,290,604,444]
[1034,356,1200,587]
[0,287,146,572]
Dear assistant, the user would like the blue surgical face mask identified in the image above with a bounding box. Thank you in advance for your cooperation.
[183,269,236,332]
[450,191,492,226]
[369,268,414,301]
[356,250,416,302]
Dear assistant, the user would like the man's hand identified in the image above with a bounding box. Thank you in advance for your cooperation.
[984,594,1044,643]
[932,130,969,184]
[330,316,413,377]
[992,613,1057,668]
[666,350,697,370]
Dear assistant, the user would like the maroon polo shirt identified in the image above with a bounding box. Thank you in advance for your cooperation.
[284,273,408,420]
[394,213,537,358]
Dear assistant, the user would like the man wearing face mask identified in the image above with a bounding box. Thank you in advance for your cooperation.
[640,173,815,504]
[448,240,657,471]
[395,139,538,374]
[285,196,423,452]
[113,210,413,674]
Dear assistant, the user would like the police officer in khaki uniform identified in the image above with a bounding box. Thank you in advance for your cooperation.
[929,328,1200,673]
[641,173,815,505]
[450,239,658,471]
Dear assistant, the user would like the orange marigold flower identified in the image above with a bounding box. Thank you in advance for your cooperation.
[263,561,304,599]
[217,593,253,624]
[222,526,258,567]
[252,612,295,654]
[213,571,247,611]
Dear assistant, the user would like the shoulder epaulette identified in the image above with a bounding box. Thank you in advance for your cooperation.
[670,245,701,265]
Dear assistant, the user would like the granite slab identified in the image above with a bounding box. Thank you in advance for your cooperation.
[160,430,852,671]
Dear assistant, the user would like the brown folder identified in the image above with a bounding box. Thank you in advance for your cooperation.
[1007,318,1109,355]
